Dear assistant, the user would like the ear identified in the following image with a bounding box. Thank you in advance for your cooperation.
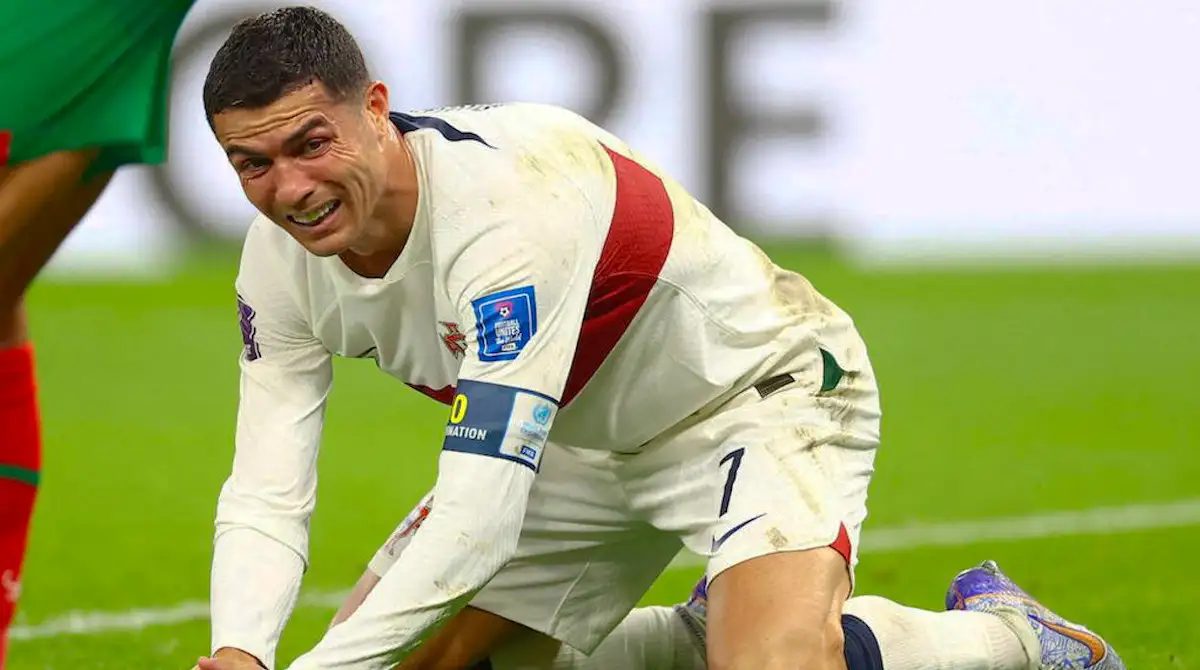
[364,81,391,130]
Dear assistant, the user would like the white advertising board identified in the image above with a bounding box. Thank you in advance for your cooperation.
[51,0,1200,273]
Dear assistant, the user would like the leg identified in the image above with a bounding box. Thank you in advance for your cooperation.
[649,343,883,670]
[0,144,112,670]
[0,303,41,665]
[945,560,1126,669]
[395,607,525,670]
[384,601,704,670]
[347,446,696,670]
[488,605,703,670]
[0,146,104,670]
[842,594,1036,670]
[0,2,190,663]
[707,547,852,670]
[663,350,1112,670]
[349,510,700,670]
[685,571,1046,670]
[389,603,703,670]
[658,342,1037,670]
[0,154,112,306]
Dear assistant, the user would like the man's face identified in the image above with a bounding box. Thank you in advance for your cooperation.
[213,81,392,257]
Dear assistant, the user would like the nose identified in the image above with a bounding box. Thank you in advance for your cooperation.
[273,160,317,211]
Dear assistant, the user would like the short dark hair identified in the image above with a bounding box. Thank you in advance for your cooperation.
[203,6,370,126]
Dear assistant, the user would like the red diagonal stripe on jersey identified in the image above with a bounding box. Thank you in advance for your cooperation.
[560,146,675,406]
[407,383,456,405]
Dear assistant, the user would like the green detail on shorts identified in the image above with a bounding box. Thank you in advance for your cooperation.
[0,463,40,487]
[819,348,844,393]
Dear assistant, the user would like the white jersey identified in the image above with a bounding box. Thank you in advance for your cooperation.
[211,103,859,668]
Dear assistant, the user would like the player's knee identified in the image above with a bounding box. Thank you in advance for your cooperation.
[709,614,846,670]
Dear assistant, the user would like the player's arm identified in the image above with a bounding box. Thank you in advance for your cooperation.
[328,492,434,630]
[287,196,598,669]
[208,224,334,669]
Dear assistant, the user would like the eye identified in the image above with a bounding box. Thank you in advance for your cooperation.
[303,138,329,155]
[239,157,271,176]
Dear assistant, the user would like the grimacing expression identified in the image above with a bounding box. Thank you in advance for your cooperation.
[213,81,394,257]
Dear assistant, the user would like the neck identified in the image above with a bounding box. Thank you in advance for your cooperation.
[341,125,419,278]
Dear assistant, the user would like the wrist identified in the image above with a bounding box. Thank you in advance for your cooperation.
[213,647,266,668]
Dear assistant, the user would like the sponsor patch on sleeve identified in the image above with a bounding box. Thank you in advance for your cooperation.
[442,379,558,471]
[472,286,537,362]
[237,294,262,362]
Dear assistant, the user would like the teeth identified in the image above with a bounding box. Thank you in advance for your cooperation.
[292,201,337,224]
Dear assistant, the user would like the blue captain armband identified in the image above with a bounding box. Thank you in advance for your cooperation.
[443,380,558,471]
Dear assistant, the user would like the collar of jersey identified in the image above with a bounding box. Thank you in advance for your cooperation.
[327,207,430,286]
[328,149,431,285]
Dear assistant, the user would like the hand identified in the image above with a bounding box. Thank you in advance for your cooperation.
[195,647,266,670]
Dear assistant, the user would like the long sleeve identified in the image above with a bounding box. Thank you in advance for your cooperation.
[210,223,334,668]
[287,450,533,669]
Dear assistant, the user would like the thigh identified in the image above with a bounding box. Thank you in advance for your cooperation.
[1,0,193,167]
[0,159,110,306]
[468,443,683,656]
[396,606,531,670]
[703,351,880,587]
[700,351,880,668]
[707,546,852,670]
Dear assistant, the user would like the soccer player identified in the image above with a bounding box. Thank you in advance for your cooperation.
[0,1,195,663]
[196,7,1126,670]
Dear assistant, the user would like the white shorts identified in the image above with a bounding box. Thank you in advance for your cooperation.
[465,340,882,653]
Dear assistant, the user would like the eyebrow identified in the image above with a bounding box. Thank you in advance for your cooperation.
[225,117,331,159]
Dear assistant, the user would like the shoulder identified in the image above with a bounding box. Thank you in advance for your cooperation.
[414,103,622,223]
[236,215,310,297]
[402,103,624,189]
[240,215,295,259]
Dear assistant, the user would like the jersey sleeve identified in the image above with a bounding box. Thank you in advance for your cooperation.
[433,181,601,473]
[366,491,435,577]
[210,220,334,668]
[448,207,597,396]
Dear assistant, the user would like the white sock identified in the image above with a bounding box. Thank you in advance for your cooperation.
[490,605,705,670]
[844,595,1037,670]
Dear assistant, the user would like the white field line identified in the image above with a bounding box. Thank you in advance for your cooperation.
[11,498,1200,641]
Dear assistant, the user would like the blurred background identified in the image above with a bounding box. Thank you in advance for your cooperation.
[49,0,1200,270]
[13,1,1200,668]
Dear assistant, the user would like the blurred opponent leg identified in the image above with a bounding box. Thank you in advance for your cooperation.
[0,1,194,661]
[0,159,111,665]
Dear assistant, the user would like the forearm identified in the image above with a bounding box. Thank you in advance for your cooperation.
[212,240,332,667]
[330,571,381,630]
[289,453,531,669]
[330,492,433,630]
[208,466,316,668]
[210,527,307,668]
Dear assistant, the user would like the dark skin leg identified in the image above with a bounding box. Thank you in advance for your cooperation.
[0,149,111,345]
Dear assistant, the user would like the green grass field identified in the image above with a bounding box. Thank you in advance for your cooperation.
[8,246,1200,668]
